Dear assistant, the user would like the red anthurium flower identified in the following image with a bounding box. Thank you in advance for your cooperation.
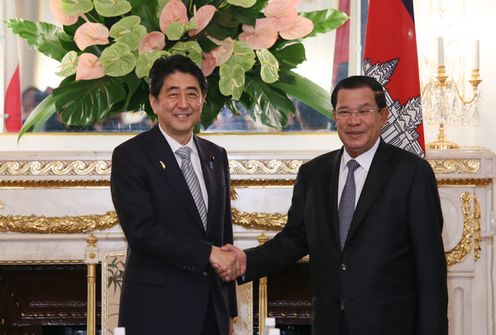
[188,5,217,37]
[139,31,166,54]
[239,18,278,50]
[74,22,109,51]
[76,53,105,80]
[159,0,188,34]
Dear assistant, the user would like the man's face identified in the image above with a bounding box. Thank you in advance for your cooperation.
[333,87,388,157]
[150,71,204,144]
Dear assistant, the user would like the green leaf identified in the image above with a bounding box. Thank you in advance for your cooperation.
[18,94,57,140]
[53,76,126,125]
[202,74,227,129]
[5,19,73,62]
[230,41,256,72]
[135,51,169,78]
[94,0,132,17]
[128,0,159,31]
[245,74,294,129]
[170,41,203,67]
[302,8,349,38]
[256,49,279,84]
[166,22,186,41]
[226,0,257,9]
[219,63,245,100]
[60,0,94,16]
[273,71,332,119]
[100,43,137,77]
[109,16,147,51]
[56,51,78,77]
[272,43,306,70]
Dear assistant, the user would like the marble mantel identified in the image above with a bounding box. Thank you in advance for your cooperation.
[0,134,495,334]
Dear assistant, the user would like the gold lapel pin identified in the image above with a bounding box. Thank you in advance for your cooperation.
[159,161,166,170]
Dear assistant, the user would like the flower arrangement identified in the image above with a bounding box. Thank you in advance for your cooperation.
[7,0,347,136]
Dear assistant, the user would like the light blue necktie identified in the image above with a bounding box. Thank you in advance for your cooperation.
[338,160,360,249]
[176,146,207,230]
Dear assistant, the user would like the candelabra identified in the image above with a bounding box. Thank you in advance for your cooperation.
[422,65,482,150]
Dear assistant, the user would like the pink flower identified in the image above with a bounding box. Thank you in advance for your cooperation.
[138,32,166,54]
[264,0,298,19]
[201,51,216,76]
[278,15,314,40]
[209,37,235,66]
[50,0,78,26]
[76,53,105,80]
[188,5,217,37]
[239,18,278,50]
[74,22,109,51]
[159,0,188,34]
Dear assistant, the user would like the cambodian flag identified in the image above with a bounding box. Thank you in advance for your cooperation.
[363,0,425,157]
[3,0,22,132]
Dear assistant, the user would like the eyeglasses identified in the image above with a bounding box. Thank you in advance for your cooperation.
[334,107,381,120]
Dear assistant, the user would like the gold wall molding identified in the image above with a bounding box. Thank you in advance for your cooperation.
[0,259,84,265]
[445,192,482,266]
[429,159,480,174]
[436,178,492,186]
[0,211,118,233]
[0,160,111,176]
[0,180,110,188]
[229,160,304,175]
[232,208,287,231]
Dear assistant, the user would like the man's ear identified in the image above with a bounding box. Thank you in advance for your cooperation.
[149,94,158,115]
[380,107,389,125]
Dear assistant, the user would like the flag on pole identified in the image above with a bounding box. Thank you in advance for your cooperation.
[363,0,425,157]
[3,1,22,132]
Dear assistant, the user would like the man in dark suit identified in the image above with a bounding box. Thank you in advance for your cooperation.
[220,76,448,335]
[111,55,238,335]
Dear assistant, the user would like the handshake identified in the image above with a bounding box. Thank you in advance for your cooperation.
[209,244,247,282]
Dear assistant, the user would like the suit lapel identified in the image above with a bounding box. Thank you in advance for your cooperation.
[145,126,205,230]
[327,150,342,249]
[345,141,393,245]
[194,136,217,234]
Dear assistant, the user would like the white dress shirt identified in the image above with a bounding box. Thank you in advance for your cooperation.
[337,138,380,206]
[158,125,209,210]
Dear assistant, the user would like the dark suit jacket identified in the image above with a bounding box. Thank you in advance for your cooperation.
[111,126,237,335]
[243,141,448,335]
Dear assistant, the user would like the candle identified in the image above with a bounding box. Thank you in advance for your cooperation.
[437,36,445,66]
[473,40,479,70]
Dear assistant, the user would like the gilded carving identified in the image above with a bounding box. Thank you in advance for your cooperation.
[0,211,118,233]
[0,160,111,176]
[231,208,286,231]
[428,159,480,174]
[436,178,492,186]
[229,160,304,175]
[445,192,481,266]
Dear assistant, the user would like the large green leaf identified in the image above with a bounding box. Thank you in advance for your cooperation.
[256,49,279,83]
[52,76,126,125]
[5,19,73,62]
[201,74,227,129]
[128,0,159,31]
[94,0,132,17]
[230,41,256,72]
[109,16,147,51]
[166,22,186,41]
[271,43,306,70]
[302,8,349,38]
[18,94,57,140]
[100,43,137,77]
[169,41,203,66]
[60,0,94,16]
[245,75,294,129]
[273,71,332,119]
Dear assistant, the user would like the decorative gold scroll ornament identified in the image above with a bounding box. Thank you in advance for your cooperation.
[429,159,480,174]
[445,192,481,266]
[0,160,111,176]
[229,160,304,175]
[0,211,118,233]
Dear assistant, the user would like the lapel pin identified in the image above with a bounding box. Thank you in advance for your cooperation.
[159,161,166,170]
[208,155,215,170]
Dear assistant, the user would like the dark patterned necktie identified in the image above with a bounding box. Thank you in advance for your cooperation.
[176,146,207,230]
[338,159,360,249]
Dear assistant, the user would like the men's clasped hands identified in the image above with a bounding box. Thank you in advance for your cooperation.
[209,244,247,282]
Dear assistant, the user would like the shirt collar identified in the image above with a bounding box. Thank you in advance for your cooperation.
[341,138,380,172]
[158,124,198,156]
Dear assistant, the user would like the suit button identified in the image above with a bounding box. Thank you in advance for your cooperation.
[341,264,347,271]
